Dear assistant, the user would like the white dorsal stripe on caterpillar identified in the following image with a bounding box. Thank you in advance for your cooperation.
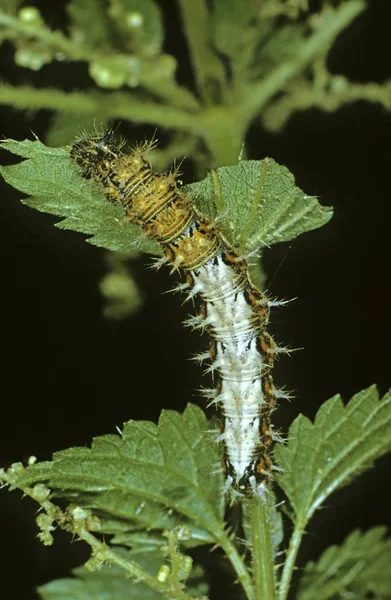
[70,131,284,498]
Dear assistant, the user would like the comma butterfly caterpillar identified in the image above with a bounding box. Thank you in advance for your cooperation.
[70,131,287,499]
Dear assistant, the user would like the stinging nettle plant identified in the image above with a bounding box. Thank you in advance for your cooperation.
[1,1,391,600]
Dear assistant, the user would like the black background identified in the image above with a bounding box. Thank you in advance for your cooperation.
[0,1,390,598]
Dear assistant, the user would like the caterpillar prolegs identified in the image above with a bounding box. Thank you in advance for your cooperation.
[70,132,286,498]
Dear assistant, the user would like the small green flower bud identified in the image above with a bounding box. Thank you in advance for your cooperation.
[89,62,127,89]
[178,555,193,580]
[9,461,24,476]
[72,506,90,521]
[156,564,170,583]
[18,7,43,26]
[31,483,50,501]
[125,12,143,29]
[175,525,191,541]
[15,47,52,71]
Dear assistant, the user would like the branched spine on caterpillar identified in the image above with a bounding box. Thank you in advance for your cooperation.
[70,131,288,499]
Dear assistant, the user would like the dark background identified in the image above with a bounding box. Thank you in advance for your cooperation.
[0,1,390,598]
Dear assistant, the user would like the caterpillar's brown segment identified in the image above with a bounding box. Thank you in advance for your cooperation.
[70,131,284,498]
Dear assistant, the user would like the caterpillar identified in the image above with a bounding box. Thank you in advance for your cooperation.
[70,131,286,498]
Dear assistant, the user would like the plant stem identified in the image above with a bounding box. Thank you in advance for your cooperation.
[263,78,391,131]
[0,85,199,131]
[200,107,247,166]
[278,519,306,600]
[240,0,366,121]
[0,10,97,61]
[177,0,225,102]
[0,10,199,110]
[0,473,198,600]
[248,495,277,600]
[217,530,255,600]
[78,528,198,600]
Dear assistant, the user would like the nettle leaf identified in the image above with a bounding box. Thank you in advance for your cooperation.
[188,158,333,254]
[276,386,391,522]
[1,139,332,259]
[0,138,161,255]
[15,404,225,551]
[297,527,391,600]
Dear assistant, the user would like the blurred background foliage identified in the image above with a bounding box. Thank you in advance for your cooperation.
[1,0,387,172]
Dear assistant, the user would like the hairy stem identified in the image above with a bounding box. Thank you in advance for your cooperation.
[78,528,196,600]
[0,10,96,61]
[240,0,366,121]
[0,85,199,131]
[217,530,255,600]
[249,495,277,600]
[194,2,365,166]
[0,10,199,110]
[177,0,225,102]
[278,519,306,600]
[263,78,391,131]
[0,470,197,600]
[200,107,247,166]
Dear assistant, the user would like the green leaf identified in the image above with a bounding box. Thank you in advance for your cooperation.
[67,0,115,50]
[1,139,331,259]
[297,527,391,600]
[0,138,161,255]
[187,158,333,254]
[276,386,391,522]
[15,404,225,552]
